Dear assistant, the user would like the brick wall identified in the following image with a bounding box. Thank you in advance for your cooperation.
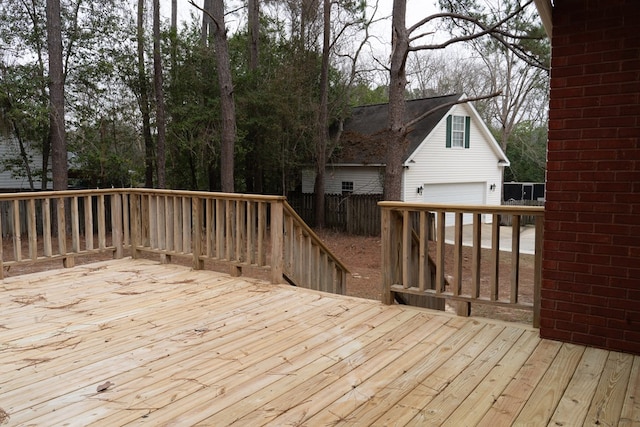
[542,0,640,354]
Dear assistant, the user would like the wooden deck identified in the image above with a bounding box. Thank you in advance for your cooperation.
[1,259,638,426]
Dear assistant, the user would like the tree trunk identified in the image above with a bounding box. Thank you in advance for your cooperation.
[153,0,167,188]
[384,0,409,201]
[313,0,330,227]
[201,0,212,43]
[171,0,177,80]
[137,0,154,188]
[211,0,236,193]
[248,0,259,71]
[46,0,67,191]
[245,0,263,193]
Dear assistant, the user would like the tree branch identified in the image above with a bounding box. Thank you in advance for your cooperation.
[406,0,547,71]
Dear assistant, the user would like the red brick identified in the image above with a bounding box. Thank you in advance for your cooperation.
[564,96,599,109]
[589,325,625,340]
[599,116,637,128]
[593,306,627,320]
[543,0,640,354]
[573,313,607,327]
[592,203,632,214]
[573,293,608,307]
[601,71,639,84]
[573,273,609,286]
[605,339,640,355]
[579,192,615,203]
[557,320,589,334]
[540,328,573,342]
[556,301,589,314]
[571,332,608,349]
[575,253,610,265]
[582,105,621,117]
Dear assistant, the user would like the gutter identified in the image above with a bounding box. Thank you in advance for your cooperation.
[533,0,553,38]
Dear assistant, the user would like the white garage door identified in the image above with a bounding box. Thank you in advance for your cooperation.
[422,182,485,225]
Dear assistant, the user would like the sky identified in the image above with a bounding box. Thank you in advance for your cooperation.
[157,0,441,38]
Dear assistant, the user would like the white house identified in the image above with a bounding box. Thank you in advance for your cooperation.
[302,94,510,224]
[0,136,51,191]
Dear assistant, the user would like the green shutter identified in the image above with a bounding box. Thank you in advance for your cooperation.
[464,116,471,149]
[446,115,452,148]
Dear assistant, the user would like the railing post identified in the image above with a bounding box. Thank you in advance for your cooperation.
[192,196,204,270]
[130,193,140,259]
[533,215,544,328]
[270,200,284,284]
[58,197,74,268]
[112,193,124,259]
[381,207,394,305]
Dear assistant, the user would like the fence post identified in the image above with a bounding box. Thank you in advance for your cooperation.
[270,200,284,284]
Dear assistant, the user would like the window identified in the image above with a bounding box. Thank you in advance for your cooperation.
[341,181,354,195]
[446,115,471,149]
[451,116,466,148]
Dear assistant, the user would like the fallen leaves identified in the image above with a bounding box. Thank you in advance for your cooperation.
[96,381,115,393]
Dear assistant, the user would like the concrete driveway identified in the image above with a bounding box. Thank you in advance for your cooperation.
[445,223,537,255]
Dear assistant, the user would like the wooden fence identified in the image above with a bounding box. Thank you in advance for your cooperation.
[287,193,382,236]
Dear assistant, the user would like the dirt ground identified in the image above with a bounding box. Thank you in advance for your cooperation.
[315,228,535,325]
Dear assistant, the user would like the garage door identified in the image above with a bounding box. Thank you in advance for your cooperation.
[422,182,485,225]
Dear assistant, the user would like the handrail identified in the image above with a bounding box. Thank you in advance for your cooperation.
[282,201,348,294]
[380,201,544,327]
[0,189,348,296]
[283,202,349,273]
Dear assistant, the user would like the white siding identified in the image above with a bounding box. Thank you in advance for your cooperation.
[302,166,384,194]
[402,103,504,210]
[0,138,50,190]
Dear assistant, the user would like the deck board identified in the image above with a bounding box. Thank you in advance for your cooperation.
[0,258,638,426]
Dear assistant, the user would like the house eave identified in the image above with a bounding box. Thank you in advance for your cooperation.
[329,163,386,168]
[534,0,553,38]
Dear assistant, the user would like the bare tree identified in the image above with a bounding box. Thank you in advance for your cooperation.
[384,0,540,200]
[45,0,67,190]
[152,0,166,188]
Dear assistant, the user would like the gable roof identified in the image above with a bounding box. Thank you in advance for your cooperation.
[332,94,462,165]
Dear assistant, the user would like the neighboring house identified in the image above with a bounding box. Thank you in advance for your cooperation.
[302,94,510,224]
[535,0,640,355]
[0,136,51,191]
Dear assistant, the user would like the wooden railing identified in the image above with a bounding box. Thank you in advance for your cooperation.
[0,189,125,274]
[380,202,544,327]
[0,189,348,295]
